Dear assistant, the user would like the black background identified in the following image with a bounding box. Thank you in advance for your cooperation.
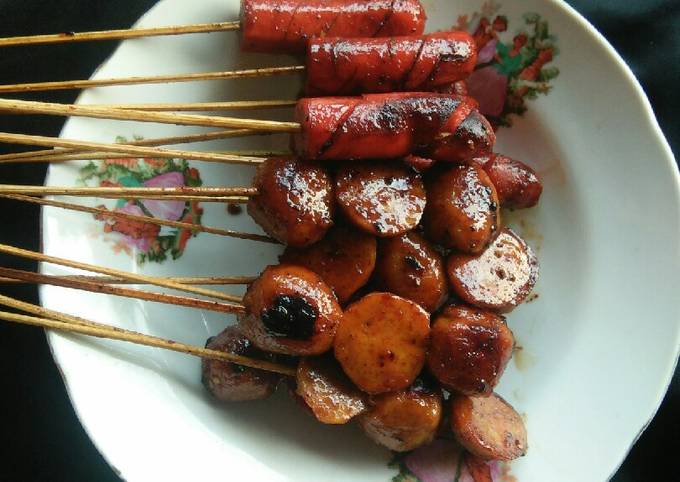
[0,1,678,480]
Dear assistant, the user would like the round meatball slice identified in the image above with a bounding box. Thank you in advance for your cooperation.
[450,393,528,461]
[201,325,281,402]
[281,224,377,304]
[359,379,443,452]
[428,305,514,396]
[423,165,500,254]
[248,157,334,247]
[334,292,430,394]
[335,162,426,237]
[296,355,367,424]
[374,232,448,312]
[239,264,343,356]
[447,228,538,312]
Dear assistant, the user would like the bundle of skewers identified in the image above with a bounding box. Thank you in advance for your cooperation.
[0,1,546,477]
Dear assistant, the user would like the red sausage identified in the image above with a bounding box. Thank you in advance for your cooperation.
[240,0,426,54]
[293,93,495,162]
[306,31,477,96]
[474,154,543,209]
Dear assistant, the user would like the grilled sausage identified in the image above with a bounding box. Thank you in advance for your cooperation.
[281,224,376,304]
[201,326,281,402]
[296,355,367,424]
[306,31,477,95]
[240,0,426,54]
[374,231,448,312]
[447,228,538,312]
[464,452,494,482]
[427,305,514,396]
[359,380,442,452]
[476,154,543,209]
[403,154,436,173]
[293,93,495,162]
[450,393,528,461]
[423,165,500,254]
[335,162,426,237]
[247,157,334,247]
[239,264,343,355]
[334,292,430,394]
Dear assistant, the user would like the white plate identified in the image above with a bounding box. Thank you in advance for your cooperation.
[41,0,680,481]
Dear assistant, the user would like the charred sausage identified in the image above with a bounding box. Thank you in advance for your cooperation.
[306,31,477,95]
[374,231,448,312]
[359,380,442,452]
[447,228,538,312]
[293,93,495,162]
[475,154,543,209]
[201,326,281,402]
[450,393,528,461]
[335,162,426,237]
[240,0,426,54]
[423,165,500,254]
[296,355,367,424]
[334,292,430,394]
[247,157,334,247]
[281,224,376,304]
[239,264,343,355]
[427,305,514,396]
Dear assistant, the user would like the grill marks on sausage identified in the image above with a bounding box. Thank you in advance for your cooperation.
[262,294,318,340]
[373,0,398,37]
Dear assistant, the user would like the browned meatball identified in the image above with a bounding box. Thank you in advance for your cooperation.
[281,224,377,304]
[239,264,343,356]
[201,325,280,402]
[335,162,426,237]
[423,165,500,254]
[450,393,528,461]
[296,355,367,424]
[359,380,443,452]
[374,232,448,312]
[334,292,430,394]
[476,154,543,209]
[427,305,514,396]
[447,228,538,313]
[248,158,334,247]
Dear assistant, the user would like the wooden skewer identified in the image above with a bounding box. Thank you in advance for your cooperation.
[0,194,275,244]
[0,242,246,304]
[82,100,298,112]
[0,185,257,199]
[0,65,306,93]
[0,267,244,313]
[0,274,256,285]
[0,132,270,165]
[0,98,301,132]
[0,21,241,47]
[0,300,295,377]
[0,128,266,163]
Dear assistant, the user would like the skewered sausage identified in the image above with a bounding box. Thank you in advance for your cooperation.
[247,157,334,247]
[374,232,447,312]
[281,224,376,304]
[359,379,442,452]
[296,355,367,424]
[427,305,514,396]
[240,0,426,54]
[293,93,495,162]
[335,162,426,237]
[201,325,281,402]
[447,228,538,312]
[239,264,343,355]
[423,165,500,254]
[334,292,430,394]
[475,154,542,209]
[306,31,477,95]
[450,393,528,461]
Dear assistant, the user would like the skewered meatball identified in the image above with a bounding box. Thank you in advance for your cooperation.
[201,325,281,402]
[239,264,343,356]
[248,158,334,247]
[427,305,514,396]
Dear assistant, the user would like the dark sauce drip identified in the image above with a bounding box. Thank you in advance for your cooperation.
[227,203,243,215]
[261,295,318,340]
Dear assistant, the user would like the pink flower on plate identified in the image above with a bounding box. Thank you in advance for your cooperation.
[466,66,508,118]
[141,171,186,222]
[404,440,463,482]
[477,39,497,65]
[114,203,155,252]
